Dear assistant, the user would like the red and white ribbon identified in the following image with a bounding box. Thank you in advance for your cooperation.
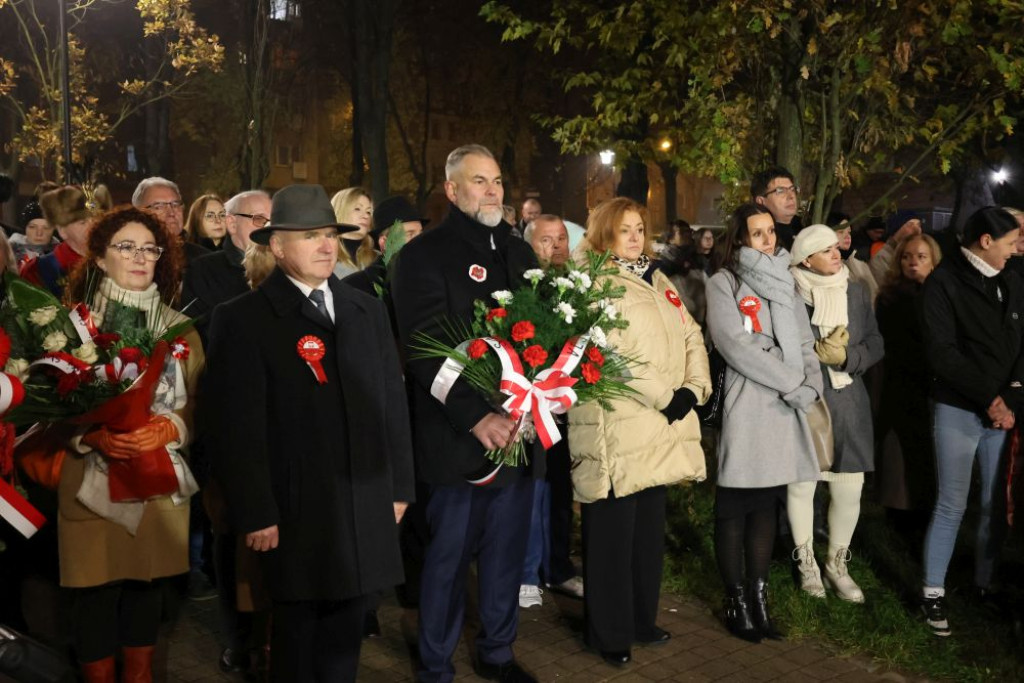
[69,303,99,344]
[297,335,327,385]
[29,352,92,376]
[0,373,25,416]
[0,477,46,538]
[738,296,763,334]
[431,335,588,450]
[94,358,142,383]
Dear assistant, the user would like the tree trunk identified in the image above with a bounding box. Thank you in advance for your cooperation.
[351,0,399,202]
[776,16,806,178]
[617,160,649,205]
[658,161,677,222]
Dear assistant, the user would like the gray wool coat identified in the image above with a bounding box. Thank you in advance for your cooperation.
[706,270,824,488]
[803,280,884,473]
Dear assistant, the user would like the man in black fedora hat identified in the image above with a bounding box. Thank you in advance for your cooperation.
[205,183,415,681]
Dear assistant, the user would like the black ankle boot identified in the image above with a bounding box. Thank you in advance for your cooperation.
[723,584,761,643]
[749,578,783,640]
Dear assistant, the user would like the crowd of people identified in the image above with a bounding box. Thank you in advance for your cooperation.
[0,150,1022,683]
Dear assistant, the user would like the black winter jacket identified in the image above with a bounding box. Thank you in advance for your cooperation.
[921,247,1024,418]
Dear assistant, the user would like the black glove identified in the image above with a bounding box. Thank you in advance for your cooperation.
[661,388,697,424]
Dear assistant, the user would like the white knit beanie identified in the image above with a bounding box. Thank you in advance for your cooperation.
[790,224,838,265]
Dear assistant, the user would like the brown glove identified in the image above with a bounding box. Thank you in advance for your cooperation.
[131,416,180,452]
[813,326,849,367]
[82,426,137,460]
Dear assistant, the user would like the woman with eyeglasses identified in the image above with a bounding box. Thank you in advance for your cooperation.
[59,206,205,681]
[186,193,228,250]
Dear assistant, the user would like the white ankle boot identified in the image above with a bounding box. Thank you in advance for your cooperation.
[823,547,865,603]
[791,541,825,598]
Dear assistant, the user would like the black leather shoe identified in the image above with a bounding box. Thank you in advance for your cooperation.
[473,659,538,682]
[362,610,381,639]
[636,627,671,645]
[599,649,631,666]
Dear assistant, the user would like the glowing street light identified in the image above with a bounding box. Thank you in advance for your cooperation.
[599,149,615,165]
[659,139,672,151]
[993,168,1009,184]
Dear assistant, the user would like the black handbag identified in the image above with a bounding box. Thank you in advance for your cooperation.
[696,344,727,428]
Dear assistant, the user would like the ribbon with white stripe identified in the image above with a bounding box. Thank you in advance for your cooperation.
[430,335,589,450]
[0,477,45,538]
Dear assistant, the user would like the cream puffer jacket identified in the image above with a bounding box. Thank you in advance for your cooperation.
[568,263,711,503]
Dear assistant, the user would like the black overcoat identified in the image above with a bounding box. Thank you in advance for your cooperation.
[391,204,540,486]
[205,267,415,602]
[181,240,250,345]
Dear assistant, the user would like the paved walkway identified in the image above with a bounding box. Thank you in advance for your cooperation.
[159,589,911,682]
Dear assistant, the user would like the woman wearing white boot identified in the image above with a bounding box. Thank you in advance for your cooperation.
[788,225,884,603]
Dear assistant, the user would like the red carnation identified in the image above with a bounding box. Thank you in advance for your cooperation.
[0,328,10,367]
[581,362,601,384]
[522,344,548,368]
[93,333,122,350]
[486,308,508,322]
[585,346,605,367]
[511,321,536,343]
[57,371,86,397]
[467,339,488,360]
[119,346,145,364]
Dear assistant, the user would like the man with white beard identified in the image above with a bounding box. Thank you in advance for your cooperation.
[392,144,541,683]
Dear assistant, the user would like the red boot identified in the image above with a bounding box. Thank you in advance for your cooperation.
[121,646,155,683]
[80,656,116,683]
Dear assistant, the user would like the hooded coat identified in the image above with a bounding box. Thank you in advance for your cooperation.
[568,260,711,503]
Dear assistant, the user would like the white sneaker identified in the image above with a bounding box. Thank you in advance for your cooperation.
[546,576,584,598]
[519,584,543,608]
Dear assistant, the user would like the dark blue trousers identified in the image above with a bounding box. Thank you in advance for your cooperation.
[417,476,534,682]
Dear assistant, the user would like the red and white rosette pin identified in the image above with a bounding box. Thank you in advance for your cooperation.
[665,289,686,323]
[297,335,327,385]
[738,296,763,334]
[170,336,190,361]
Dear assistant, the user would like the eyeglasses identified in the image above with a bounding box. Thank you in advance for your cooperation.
[204,211,227,222]
[762,185,799,199]
[108,242,165,261]
[145,200,184,214]
[232,212,270,228]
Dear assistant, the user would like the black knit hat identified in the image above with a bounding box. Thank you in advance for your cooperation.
[19,201,44,229]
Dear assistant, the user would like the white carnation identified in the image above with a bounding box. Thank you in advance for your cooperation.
[491,290,514,305]
[569,271,592,291]
[523,268,544,282]
[42,331,68,352]
[555,302,576,324]
[551,276,575,290]
[599,299,618,320]
[28,306,58,326]
[4,358,29,380]
[588,326,608,348]
[72,341,99,364]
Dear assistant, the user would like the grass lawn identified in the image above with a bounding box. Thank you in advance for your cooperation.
[661,471,1024,681]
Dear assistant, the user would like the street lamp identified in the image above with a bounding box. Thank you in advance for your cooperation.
[993,168,1009,184]
[599,149,615,165]
[58,0,73,183]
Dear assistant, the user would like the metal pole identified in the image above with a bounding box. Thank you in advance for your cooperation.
[58,0,73,184]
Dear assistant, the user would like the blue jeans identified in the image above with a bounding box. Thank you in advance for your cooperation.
[922,403,1007,588]
[521,479,549,585]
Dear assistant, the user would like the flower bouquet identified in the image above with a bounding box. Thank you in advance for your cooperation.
[411,250,637,467]
[0,274,194,502]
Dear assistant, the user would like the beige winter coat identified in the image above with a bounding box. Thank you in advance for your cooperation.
[568,265,711,503]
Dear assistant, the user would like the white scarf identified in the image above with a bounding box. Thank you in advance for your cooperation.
[790,264,853,390]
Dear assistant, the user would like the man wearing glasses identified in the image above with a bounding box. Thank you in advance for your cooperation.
[132,177,209,266]
[182,190,272,344]
[752,166,803,251]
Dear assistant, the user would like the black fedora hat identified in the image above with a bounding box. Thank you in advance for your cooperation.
[370,195,430,240]
[250,184,359,245]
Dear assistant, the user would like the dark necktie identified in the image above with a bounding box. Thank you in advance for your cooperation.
[308,289,332,324]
